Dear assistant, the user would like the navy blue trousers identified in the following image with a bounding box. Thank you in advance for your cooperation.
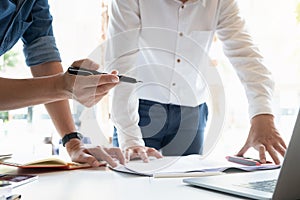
[113,99,208,156]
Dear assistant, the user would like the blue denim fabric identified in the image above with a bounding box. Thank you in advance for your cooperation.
[0,0,61,66]
[113,100,208,156]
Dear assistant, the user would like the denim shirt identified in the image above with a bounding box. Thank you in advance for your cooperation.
[0,0,61,66]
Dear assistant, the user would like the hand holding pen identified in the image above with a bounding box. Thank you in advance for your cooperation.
[68,66,143,84]
[64,59,120,107]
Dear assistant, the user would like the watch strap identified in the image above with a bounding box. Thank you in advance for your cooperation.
[62,132,83,147]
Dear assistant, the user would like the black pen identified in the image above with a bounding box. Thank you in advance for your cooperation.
[6,194,21,200]
[67,66,142,84]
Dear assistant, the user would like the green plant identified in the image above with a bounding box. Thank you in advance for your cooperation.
[0,111,9,122]
[0,50,19,71]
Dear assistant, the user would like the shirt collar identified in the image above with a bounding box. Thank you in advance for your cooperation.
[174,0,206,7]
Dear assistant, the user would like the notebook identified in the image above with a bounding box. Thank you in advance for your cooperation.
[111,154,279,178]
[0,155,97,170]
[183,109,300,200]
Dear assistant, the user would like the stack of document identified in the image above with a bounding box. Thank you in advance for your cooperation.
[0,154,37,199]
[111,155,280,178]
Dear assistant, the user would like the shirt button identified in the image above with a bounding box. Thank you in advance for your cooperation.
[172,83,176,86]
[179,32,183,37]
[181,5,185,9]
[177,59,181,63]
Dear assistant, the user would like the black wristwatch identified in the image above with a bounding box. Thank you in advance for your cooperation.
[62,132,83,147]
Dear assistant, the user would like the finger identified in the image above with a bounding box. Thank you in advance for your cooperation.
[72,59,100,70]
[74,153,101,167]
[278,137,287,150]
[266,146,280,165]
[117,150,126,165]
[129,152,140,160]
[80,74,119,86]
[146,148,163,159]
[236,144,249,157]
[105,148,125,165]
[71,59,85,67]
[87,147,118,168]
[98,150,118,168]
[95,82,118,95]
[95,74,119,84]
[273,143,286,158]
[257,144,267,164]
[125,148,133,162]
[138,149,149,163]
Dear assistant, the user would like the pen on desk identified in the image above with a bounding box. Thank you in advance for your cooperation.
[153,171,224,178]
[6,194,21,200]
[67,66,143,84]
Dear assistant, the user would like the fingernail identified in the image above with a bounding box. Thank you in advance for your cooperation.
[112,76,119,83]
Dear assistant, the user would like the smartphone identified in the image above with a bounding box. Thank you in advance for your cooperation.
[226,156,272,166]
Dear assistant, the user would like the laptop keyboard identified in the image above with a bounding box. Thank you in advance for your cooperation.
[237,179,277,193]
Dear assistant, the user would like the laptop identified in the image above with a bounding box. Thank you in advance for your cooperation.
[183,109,300,200]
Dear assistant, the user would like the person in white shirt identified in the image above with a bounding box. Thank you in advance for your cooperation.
[106,0,286,164]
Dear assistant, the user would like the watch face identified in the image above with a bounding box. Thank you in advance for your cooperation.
[77,132,83,140]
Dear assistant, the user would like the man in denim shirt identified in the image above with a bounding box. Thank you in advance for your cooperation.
[0,0,125,167]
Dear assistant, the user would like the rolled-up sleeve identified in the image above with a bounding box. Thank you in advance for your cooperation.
[22,0,61,66]
[23,35,61,66]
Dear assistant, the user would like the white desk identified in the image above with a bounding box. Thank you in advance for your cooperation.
[8,167,245,200]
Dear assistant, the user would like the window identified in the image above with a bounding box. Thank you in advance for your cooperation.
[0,0,299,158]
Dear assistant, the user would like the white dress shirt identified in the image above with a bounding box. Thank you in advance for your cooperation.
[106,0,274,150]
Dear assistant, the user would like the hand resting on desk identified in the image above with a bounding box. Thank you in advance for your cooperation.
[125,146,163,163]
[66,139,125,168]
[236,114,287,165]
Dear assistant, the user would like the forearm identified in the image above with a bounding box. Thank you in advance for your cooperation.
[0,75,68,110]
[44,100,76,136]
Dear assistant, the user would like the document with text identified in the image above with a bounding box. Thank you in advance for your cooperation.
[111,155,280,178]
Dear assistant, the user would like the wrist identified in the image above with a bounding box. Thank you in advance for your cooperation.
[62,131,84,147]
[56,72,73,99]
[251,114,274,123]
